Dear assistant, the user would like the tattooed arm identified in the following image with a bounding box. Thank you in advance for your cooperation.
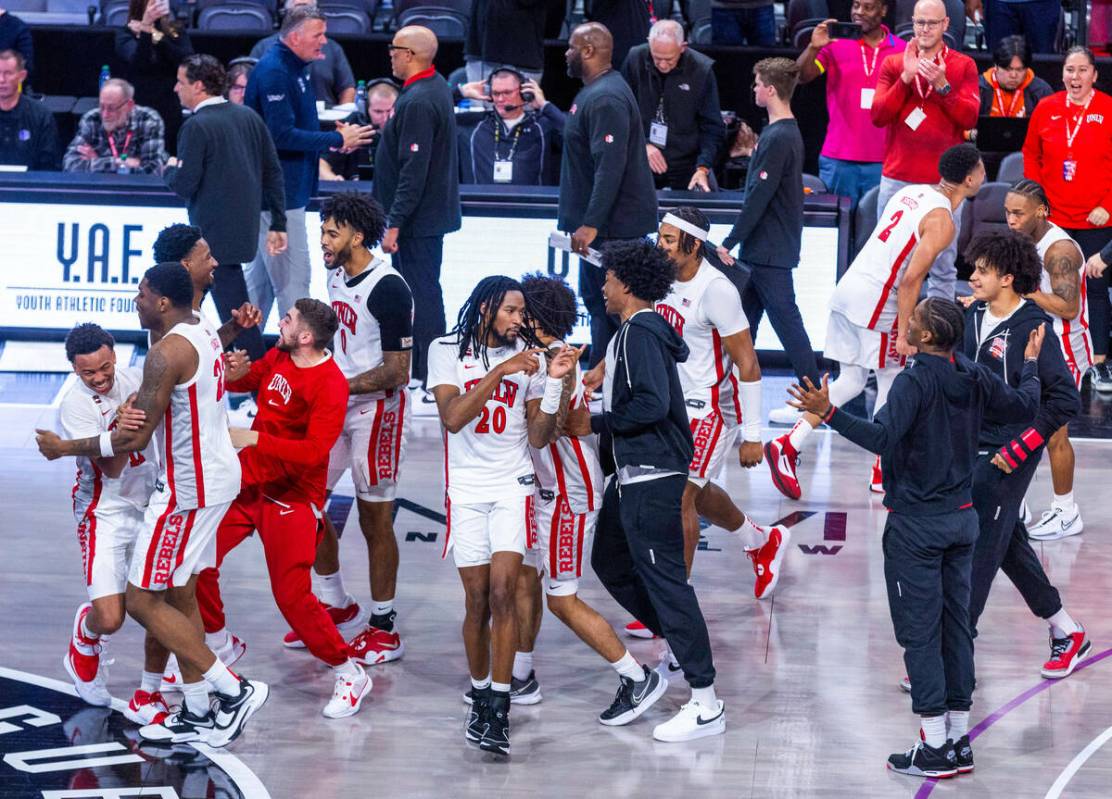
[1025,240,1082,319]
[348,350,411,396]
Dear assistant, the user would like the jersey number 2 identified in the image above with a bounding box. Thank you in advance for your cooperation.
[475,406,507,434]
[877,210,904,243]
[213,357,226,402]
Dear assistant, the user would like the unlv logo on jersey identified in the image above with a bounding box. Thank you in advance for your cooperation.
[464,377,520,407]
[655,303,685,336]
[332,301,358,334]
[267,372,292,405]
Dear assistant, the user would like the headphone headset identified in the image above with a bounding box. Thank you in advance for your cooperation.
[484,68,535,108]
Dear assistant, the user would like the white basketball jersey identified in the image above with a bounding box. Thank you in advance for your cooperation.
[427,335,546,504]
[61,366,158,518]
[655,260,746,423]
[832,185,952,330]
[161,319,241,509]
[1035,224,1093,371]
[529,348,604,513]
[328,260,412,403]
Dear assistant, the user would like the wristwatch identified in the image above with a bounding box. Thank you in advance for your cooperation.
[936,83,952,97]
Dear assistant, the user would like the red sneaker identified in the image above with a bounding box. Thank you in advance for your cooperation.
[124,690,171,725]
[284,597,364,649]
[764,436,801,500]
[64,603,111,707]
[624,620,658,639]
[349,626,405,665]
[747,526,791,600]
[870,455,884,494]
[1041,629,1092,679]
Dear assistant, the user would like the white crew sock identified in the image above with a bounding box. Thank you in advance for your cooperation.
[491,681,511,695]
[512,651,534,681]
[610,651,645,682]
[1052,492,1075,512]
[140,671,161,693]
[471,674,491,691]
[786,418,813,451]
[313,569,348,608]
[734,516,767,551]
[371,597,394,618]
[333,659,362,680]
[691,685,717,707]
[202,658,241,697]
[921,715,947,748]
[1048,608,1082,638]
[205,629,230,651]
[947,710,969,740]
[181,681,211,717]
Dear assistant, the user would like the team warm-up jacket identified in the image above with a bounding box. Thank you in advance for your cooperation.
[963,300,1081,465]
[823,351,1040,515]
[590,311,694,474]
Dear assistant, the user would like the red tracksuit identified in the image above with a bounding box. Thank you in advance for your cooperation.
[196,348,351,666]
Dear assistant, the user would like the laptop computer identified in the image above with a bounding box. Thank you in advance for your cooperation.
[975,116,1030,151]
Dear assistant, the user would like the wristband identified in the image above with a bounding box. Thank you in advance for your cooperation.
[821,405,837,424]
[738,379,763,442]
[99,431,115,458]
[996,426,1045,469]
[540,376,564,415]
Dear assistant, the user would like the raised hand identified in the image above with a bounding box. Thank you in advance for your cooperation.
[786,374,832,416]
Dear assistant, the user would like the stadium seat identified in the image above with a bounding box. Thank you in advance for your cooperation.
[100,0,130,26]
[197,4,275,31]
[968,181,1011,239]
[803,173,828,194]
[786,0,829,36]
[321,5,372,33]
[854,185,880,259]
[997,151,1024,184]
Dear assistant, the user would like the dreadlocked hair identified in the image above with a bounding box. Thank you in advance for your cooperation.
[521,272,578,340]
[450,275,539,367]
[1008,178,1051,216]
[665,206,710,257]
[919,297,965,352]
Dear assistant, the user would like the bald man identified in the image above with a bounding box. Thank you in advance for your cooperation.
[374,25,461,401]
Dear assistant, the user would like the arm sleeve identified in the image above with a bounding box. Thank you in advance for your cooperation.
[59,393,105,439]
[258,120,287,229]
[225,349,275,394]
[366,275,414,351]
[581,97,634,229]
[165,120,203,199]
[695,72,727,170]
[826,371,921,455]
[870,56,912,126]
[815,45,832,73]
[722,130,788,250]
[605,328,672,433]
[384,101,437,229]
[701,277,748,336]
[526,355,548,401]
[255,373,349,464]
[930,57,979,129]
[425,339,460,391]
[255,67,344,153]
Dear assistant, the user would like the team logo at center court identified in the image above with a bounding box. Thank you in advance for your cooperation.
[988,335,1007,361]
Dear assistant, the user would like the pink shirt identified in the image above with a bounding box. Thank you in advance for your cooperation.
[815,28,905,162]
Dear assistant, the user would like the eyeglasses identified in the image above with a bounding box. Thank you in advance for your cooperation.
[387,44,414,54]
[99,99,131,113]
[490,89,519,99]
[911,18,945,28]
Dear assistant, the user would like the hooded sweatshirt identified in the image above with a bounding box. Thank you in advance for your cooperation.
[823,351,1040,515]
[590,309,694,478]
[978,67,1054,118]
[963,299,1080,460]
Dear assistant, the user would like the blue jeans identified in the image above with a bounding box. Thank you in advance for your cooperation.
[985,0,1060,54]
[711,5,777,46]
[818,156,883,209]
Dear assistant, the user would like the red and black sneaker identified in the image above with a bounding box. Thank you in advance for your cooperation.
[1042,628,1092,679]
[747,526,792,600]
[764,435,801,500]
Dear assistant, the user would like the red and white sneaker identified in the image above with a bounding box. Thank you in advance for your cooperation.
[322,663,371,719]
[64,603,111,707]
[1042,628,1092,679]
[124,690,171,725]
[747,526,791,600]
[349,625,405,665]
[624,620,658,639]
[869,455,884,494]
[764,435,801,500]
[210,632,248,668]
[284,596,364,649]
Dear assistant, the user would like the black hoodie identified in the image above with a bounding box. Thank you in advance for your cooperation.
[825,351,1040,515]
[590,310,694,476]
[963,299,1080,459]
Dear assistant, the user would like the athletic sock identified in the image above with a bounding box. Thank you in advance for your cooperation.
[787,418,813,451]
[79,615,100,643]
[1052,492,1075,512]
[205,629,230,651]
[181,681,211,717]
[610,651,645,682]
[491,681,511,695]
[371,597,394,617]
[313,569,347,608]
[140,671,161,694]
[202,659,241,698]
[921,715,947,748]
[1048,608,1082,638]
[691,685,717,707]
[333,659,362,680]
[947,710,969,741]
[733,516,767,551]
[512,651,533,682]
[471,674,491,691]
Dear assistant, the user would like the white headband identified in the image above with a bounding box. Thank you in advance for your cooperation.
[661,213,709,241]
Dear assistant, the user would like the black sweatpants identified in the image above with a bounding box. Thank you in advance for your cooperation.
[210,262,265,360]
[740,262,820,384]
[968,453,1063,637]
[883,508,977,717]
[1065,226,1112,357]
[392,235,445,384]
[591,475,716,688]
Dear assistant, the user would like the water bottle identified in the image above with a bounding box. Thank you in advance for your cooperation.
[99,65,111,89]
[117,156,130,175]
[355,80,367,117]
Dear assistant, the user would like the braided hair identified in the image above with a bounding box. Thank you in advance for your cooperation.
[450,275,539,366]
[920,297,965,352]
[663,206,710,258]
[1008,178,1051,216]
[520,272,578,340]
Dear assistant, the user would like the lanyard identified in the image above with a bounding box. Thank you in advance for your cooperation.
[1064,95,1093,152]
[493,119,524,162]
[861,40,881,78]
[654,96,666,124]
[993,83,1024,117]
[914,46,948,100]
[645,0,656,23]
[107,128,133,161]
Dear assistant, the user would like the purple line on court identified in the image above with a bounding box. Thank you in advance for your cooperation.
[772,510,816,529]
[913,647,1112,798]
[824,512,847,541]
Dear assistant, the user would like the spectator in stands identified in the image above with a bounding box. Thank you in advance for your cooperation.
[63,78,167,174]
[560,22,657,368]
[717,58,821,407]
[1023,46,1112,392]
[711,0,777,47]
[978,35,1053,117]
[375,25,461,396]
[795,1,905,206]
[0,49,57,170]
[116,0,193,154]
[973,0,1062,55]
[165,54,287,360]
[871,0,978,299]
[251,0,356,107]
[458,69,564,185]
[585,0,653,70]
[0,8,32,79]
[321,79,398,181]
[225,59,255,105]
[466,0,546,84]
[622,20,726,191]
[245,5,374,327]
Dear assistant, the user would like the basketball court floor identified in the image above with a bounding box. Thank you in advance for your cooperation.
[2,369,1111,799]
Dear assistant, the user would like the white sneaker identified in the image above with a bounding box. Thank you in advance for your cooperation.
[322,664,371,719]
[654,650,682,684]
[210,631,248,668]
[227,398,258,428]
[1021,500,1032,526]
[1028,506,1083,541]
[768,404,800,426]
[652,699,726,742]
[412,388,440,416]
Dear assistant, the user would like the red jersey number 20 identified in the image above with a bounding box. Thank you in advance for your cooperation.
[213,356,226,403]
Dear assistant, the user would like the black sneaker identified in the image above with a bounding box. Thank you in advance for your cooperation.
[465,687,490,742]
[138,708,217,744]
[1091,362,1112,394]
[209,676,269,748]
[509,670,542,705]
[479,692,510,755]
[887,739,959,778]
[598,665,667,727]
[953,735,974,774]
